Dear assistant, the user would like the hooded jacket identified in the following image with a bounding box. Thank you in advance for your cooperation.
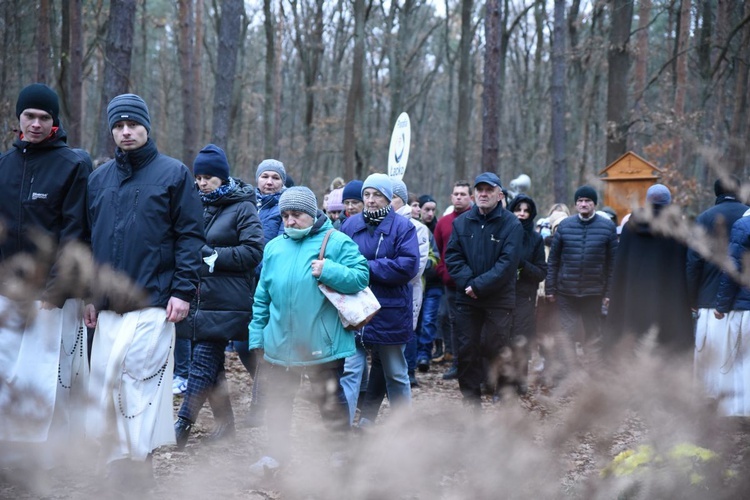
[0,126,92,303]
[87,139,204,309]
[687,194,749,308]
[507,195,547,299]
[176,178,264,342]
[444,202,523,309]
[249,213,369,366]
[340,209,420,344]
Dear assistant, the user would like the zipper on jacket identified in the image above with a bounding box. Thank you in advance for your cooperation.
[192,284,200,341]
[375,233,384,258]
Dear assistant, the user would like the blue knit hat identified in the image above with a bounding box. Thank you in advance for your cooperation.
[362,173,393,201]
[256,159,287,184]
[107,94,151,133]
[193,144,230,181]
[646,184,672,206]
[342,180,363,202]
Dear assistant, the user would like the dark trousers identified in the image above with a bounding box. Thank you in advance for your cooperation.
[556,294,603,344]
[265,360,349,461]
[454,303,513,402]
[511,295,538,382]
[178,340,232,424]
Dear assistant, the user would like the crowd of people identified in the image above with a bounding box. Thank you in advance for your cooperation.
[1,82,749,493]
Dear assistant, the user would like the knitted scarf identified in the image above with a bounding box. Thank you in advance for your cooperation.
[200,177,235,203]
[363,205,392,226]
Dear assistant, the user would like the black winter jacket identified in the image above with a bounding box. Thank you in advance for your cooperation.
[177,179,264,342]
[444,203,523,309]
[546,213,617,298]
[0,127,91,303]
[507,195,547,299]
[686,195,749,308]
[87,139,205,310]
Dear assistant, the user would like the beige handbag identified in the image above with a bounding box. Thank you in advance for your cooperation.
[317,230,381,330]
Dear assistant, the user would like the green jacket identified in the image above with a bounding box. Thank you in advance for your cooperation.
[249,215,369,366]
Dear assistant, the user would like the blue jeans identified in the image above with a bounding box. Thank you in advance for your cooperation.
[417,286,443,360]
[341,342,369,425]
[360,343,411,422]
[174,337,192,380]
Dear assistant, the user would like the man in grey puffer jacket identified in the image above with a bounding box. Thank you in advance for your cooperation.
[545,185,617,355]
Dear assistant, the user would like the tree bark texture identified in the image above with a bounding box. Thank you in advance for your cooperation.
[212,0,243,150]
[605,0,634,166]
[551,0,568,202]
[178,0,197,166]
[454,0,474,182]
[481,0,500,175]
[37,0,51,83]
[95,0,137,159]
[343,0,367,181]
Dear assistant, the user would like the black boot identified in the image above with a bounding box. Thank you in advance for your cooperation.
[207,377,236,442]
[174,417,192,450]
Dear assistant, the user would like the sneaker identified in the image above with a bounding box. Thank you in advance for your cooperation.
[172,376,187,395]
[442,366,458,380]
[417,357,430,372]
[249,456,280,479]
[409,371,420,387]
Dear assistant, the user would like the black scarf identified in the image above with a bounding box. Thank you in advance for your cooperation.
[363,205,392,226]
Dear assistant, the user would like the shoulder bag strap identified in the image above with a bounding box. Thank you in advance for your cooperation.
[319,229,335,260]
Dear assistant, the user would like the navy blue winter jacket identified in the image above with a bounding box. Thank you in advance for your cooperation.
[87,139,205,310]
[0,126,91,304]
[715,215,750,313]
[340,209,419,344]
[546,213,618,298]
[686,195,749,308]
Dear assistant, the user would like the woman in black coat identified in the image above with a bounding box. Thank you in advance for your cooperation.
[174,145,264,448]
[507,194,547,391]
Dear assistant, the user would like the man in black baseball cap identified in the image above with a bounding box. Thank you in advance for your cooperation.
[444,172,524,404]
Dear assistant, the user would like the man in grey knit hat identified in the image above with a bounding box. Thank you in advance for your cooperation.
[85,93,204,490]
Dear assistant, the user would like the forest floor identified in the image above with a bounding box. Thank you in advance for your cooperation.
[2,346,750,499]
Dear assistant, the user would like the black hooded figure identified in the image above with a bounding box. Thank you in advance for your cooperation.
[507,194,548,386]
[605,185,694,353]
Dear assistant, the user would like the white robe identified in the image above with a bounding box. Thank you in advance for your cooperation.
[87,308,175,463]
[694,308,727,398]
[0,298,88,444]
[707,310,750,416]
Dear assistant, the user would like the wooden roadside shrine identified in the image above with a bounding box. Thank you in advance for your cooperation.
[599,151,662,223]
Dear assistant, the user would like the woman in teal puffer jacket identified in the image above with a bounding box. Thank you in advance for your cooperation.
[248,186,369,473]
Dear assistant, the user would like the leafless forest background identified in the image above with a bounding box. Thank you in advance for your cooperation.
[0,0,749,213]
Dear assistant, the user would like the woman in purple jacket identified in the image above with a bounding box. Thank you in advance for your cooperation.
[339,173,420,424]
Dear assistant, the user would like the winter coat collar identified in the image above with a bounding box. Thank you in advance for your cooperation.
[344,208,401,236]
[716,194,741,205]
[465,202,506,223]
[202,177,258,207]
[13,126,68,152]
[114,138,159,176]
